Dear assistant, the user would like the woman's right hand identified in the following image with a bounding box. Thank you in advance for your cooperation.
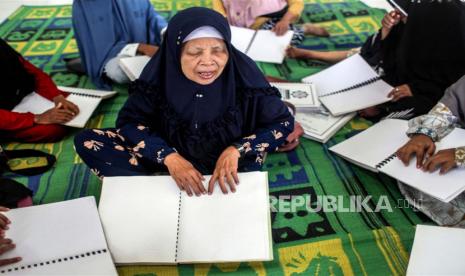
[34,103,76,124]
[396,134,436,168]
[164,153,206,197]
[381,11,402,39]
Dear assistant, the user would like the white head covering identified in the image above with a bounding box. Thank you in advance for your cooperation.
[182,26,224,43]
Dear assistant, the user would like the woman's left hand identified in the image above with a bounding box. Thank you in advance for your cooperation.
[208,146,240,195]
[53,95,80,115]
[388,84,413,102]
[273,19,290,36]
[422,148,457,174]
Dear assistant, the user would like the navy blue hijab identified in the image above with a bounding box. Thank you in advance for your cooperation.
[118,7,291,173]
[138,7,271,125]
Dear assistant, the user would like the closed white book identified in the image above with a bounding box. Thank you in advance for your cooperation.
[296,111,355,143]
[118,55,151,81]
[329,119,465,202]
[231,26,293,64]
[99,171,273,264]
[0,197,117,275]
[271,82,319,109]
[407,225,465,275]
[302,54,393,116]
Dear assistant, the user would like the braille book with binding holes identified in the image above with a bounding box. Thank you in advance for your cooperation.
[0,197,117,275]
[302,54,394,116]
[12,86,117,128]
[230,26,293,64]
[99,171,273,264]
[329,119,465,202]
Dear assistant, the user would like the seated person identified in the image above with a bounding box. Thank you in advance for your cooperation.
[74,7,294,197]
[396,75,465,227]
[0,39,78,143]
[71,0,167,89]
[212,0,329,46]
[288,2,465,120]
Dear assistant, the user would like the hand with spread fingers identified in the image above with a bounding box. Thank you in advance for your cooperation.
[34,103,77,124]
[0,207,21,267]
[388,84,413,102]
[208,146,240,195]
[53,94,80,116]
[422,148,457,175]
[396,134,436,168]
[164,153,206,197]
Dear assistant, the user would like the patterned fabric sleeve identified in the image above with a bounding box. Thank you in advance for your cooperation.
[116,89,176,165]
[236,120,293,165]
[117,125,176,165]
[406,102,458,141]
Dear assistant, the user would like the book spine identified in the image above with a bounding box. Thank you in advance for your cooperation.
[320,76,381,98]
[69,92,101,98]
[245,30,258,54]
[174,191,182,263]
[0,249,109,273]
[375,153,396,169]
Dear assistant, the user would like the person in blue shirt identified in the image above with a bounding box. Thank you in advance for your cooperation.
[74,7,294,196]
[71,0,167,89]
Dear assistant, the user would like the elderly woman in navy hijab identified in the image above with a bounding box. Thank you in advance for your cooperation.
[71,0,167,89]
[74,7,294,196]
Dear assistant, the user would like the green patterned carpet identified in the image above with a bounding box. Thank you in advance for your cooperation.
[0,1,431,275]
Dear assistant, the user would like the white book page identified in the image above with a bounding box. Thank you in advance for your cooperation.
[12,92,101,128]
[99,176,181,264]
[119,55,151,81]
[58,86,117,100]
[296,111,355,143]
[271,82,319,108]
[1,197,117,275]
[407,225,465,275]
[329,119,410,172]
[177,171,272,263]
[246,30,293,64]
[12,92,54,114]
[319,79,392,116]
[63,94,101,128]
[302,54,379,96]
[379,127,465,202]
[230,26,255,53]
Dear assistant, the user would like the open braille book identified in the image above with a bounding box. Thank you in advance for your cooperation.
[99,171,273,264]
[0,197,117,275]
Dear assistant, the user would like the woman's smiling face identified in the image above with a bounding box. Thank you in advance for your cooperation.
[180,37,229,85]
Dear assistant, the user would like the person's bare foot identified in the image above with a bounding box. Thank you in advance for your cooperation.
[302,23,330,37]
[286,46,314,59]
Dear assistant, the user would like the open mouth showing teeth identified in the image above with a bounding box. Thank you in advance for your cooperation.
[198,71,215,79]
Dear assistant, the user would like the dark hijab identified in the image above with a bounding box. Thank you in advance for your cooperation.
[138,7,271,125]
[381,1,465,115]
[0,39,35,110]
[118,7,292,173]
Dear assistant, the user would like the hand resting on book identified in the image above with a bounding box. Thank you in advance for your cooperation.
[397,134,457,174]
[0,207,21,267]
